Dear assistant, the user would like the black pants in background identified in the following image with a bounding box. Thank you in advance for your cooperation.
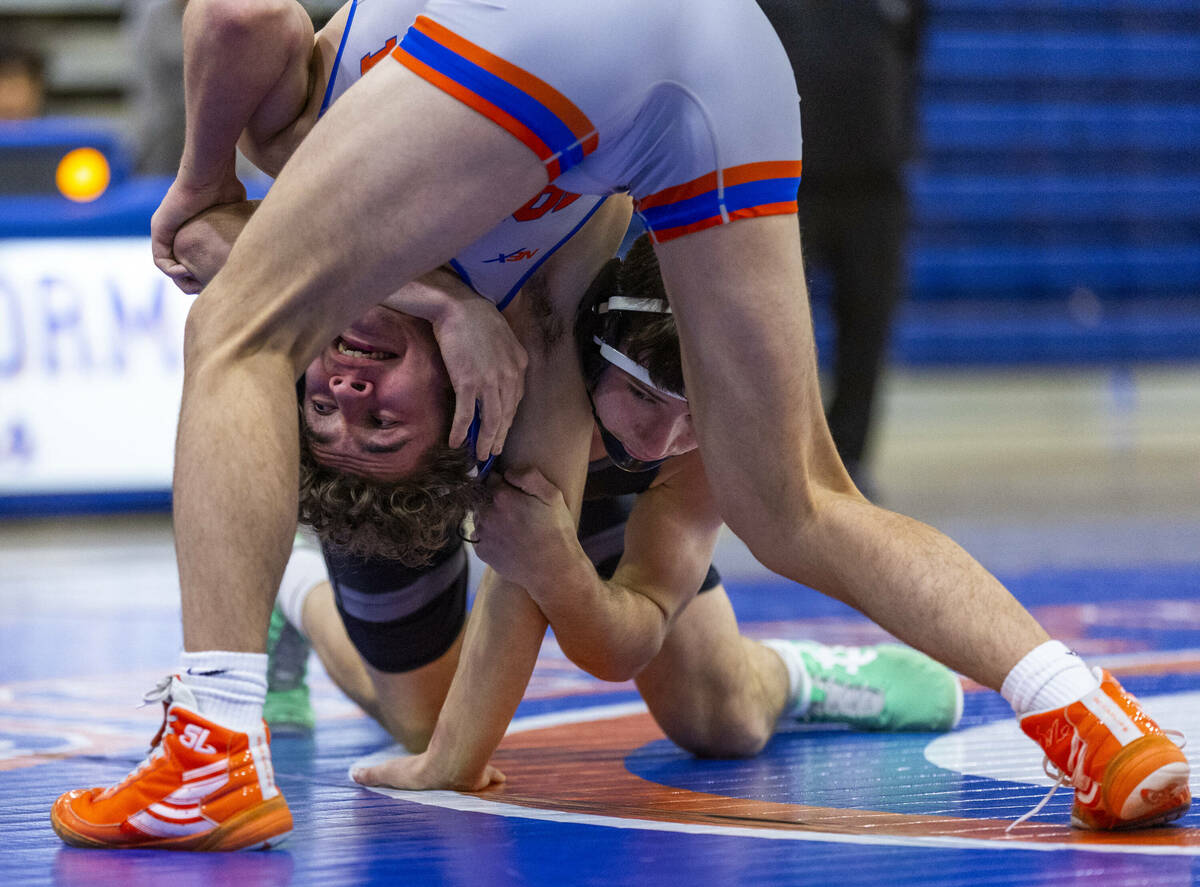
[799,172,908,476]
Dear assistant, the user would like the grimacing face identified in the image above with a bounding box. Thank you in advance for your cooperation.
[591,365,695,463]
[302,306,451,480]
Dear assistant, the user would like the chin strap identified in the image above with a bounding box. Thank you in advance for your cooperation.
[586,393,666,474]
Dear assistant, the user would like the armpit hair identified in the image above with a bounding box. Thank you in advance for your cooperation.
[520,268,564,354]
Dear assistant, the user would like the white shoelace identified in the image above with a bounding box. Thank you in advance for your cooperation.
[106,677,178,795]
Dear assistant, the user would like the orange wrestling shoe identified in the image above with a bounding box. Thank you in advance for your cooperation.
[1017,669,1190,830]
[51,675,292,851]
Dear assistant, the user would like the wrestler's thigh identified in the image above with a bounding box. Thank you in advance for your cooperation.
[207,59,549,367]
[636,587,745,706]
[652,215,845,531]
[366,628,464,752]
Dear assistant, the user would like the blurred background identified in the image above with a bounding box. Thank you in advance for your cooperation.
[0,0,1198,559]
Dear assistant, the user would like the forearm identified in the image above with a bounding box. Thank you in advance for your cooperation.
[379,267,483,327]
[179,0,312,187]
[420,571,548,783]
[524,553,669,683]
[173,207,468,307]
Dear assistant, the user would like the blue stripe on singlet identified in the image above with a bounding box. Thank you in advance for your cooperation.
[398,25,587,172]
[638,175,801,233]
[318,0,360,118]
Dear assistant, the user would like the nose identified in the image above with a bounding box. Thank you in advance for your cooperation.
[670,417,697,454]
[642,413,696,459]
[329,375,373,412]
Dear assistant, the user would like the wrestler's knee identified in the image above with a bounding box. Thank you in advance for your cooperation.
[182,292,257,374]
[719,493,818,576]
[192,0,305,45]
[181,294,228,369]
[182,281,303,377]
[666,713,771,759]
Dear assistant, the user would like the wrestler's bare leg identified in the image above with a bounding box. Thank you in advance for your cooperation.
[364,637,464,752]
[174,62,547,653]
[297,583,378,717]
[299,582,462,751]
[653,216,1049,690]
[635,587,787,758]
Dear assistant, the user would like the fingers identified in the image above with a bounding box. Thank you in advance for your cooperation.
[350,755,414,789]
[349,759,505,792]
[474,388,505,458]
[349,764,382,787]
[493,361,525,455]
[481,765,506,789]
[447,393,474,450]
[152,217,198,293]
[500,466,557,504]
[448,375,523,457]
[175,275,204,295]
[153,257,203,294]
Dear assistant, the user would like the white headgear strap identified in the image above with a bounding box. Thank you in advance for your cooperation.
[594,338,687,402]
[600,296,672,315]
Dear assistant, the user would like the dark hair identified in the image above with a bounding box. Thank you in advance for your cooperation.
[575,234,684,396]
[296,400,487,566]
[0,42,44,78]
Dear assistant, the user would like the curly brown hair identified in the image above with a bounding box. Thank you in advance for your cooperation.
[296,411,488,566]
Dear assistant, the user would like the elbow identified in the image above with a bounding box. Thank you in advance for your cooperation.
[584,657,643,685]
[560,638,657,684]
[545,591,672,684]
[190,0,300,43]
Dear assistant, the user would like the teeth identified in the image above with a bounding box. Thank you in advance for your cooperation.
[337,340,393,360]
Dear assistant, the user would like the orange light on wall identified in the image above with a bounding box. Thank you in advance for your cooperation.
[55,147,111,203]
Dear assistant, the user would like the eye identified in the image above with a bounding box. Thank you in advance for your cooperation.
[310,399,336,415]
[626,382,655,403]
[371,415,396,429]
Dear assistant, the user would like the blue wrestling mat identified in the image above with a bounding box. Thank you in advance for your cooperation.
[1,543,1196,887]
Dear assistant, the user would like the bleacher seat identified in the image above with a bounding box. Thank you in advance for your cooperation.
[891,0,1200,363]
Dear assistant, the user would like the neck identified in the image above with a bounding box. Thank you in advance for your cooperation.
[588,424,607,462]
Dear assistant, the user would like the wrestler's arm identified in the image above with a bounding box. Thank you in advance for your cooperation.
[484,453,723,682]
[353,198,632,791]
[153,0,348,290]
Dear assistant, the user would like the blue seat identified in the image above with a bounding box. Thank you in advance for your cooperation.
[924,31,1200,83]
[911,244,1200,299]
[920,102,1200,158]
[911,172,1200,226]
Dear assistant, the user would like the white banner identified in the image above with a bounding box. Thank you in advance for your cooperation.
[0,238,188,495]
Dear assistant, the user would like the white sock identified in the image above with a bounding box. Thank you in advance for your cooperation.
[1001,640,1100,717]
[177,650,268,732]
[760,639,813,717]
[277,533,329,639]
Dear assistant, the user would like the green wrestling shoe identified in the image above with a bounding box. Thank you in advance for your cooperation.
[264,606,315,734]
[782,641,963,731]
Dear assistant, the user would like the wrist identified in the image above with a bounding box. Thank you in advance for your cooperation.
[173,156,242,196]
[523,544,595,614]
[388,271,472,328]
[421,732,485,789]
